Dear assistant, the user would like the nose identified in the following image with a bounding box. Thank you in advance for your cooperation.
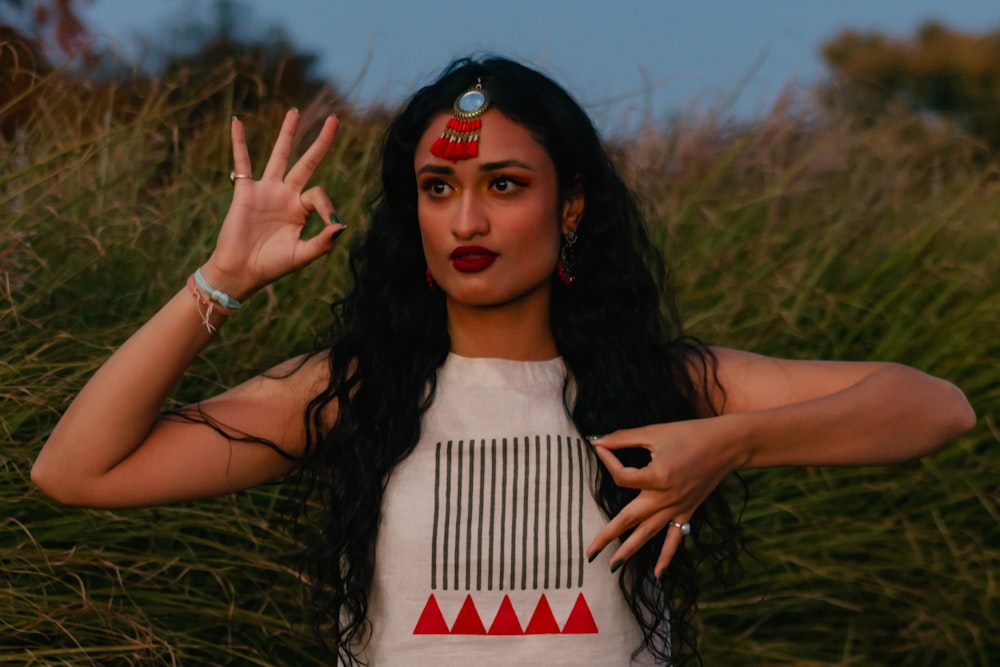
[450,191,489,240]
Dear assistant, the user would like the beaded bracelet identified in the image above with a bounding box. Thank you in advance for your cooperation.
[187,274,239,333]
[193,268,243,310]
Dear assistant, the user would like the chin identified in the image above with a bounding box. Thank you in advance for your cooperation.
[446,283,552,311]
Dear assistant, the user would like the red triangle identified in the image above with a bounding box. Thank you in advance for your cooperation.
[487,595,524,635]
[450,594,487,634]
[524,594,561,634]
[412,594,450,634]
[561,592,599,634]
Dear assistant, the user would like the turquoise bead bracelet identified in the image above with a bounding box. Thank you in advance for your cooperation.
[193,268,243,311]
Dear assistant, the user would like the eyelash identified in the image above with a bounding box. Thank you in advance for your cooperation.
[420,178,452,195]
[490,175,529,192]
[418,174,530,197]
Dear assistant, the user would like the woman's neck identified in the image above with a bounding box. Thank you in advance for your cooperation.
[445,294,558,361]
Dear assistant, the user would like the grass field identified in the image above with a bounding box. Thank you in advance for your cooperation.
[2,62,998,666]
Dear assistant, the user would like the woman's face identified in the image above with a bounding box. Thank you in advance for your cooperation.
[414,109,582,312]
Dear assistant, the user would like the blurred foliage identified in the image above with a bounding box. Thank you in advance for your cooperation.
[1,0,343,133]
[821,20,1000,150]
[147,0,340,115]
[1,5,998,666]
[0,0,88,55]
[0,23,52,140]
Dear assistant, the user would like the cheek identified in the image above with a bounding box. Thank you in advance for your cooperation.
[417,206,454,274]
[529,206,565,262]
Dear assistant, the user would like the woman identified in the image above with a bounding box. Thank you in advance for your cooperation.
[32,57,975,665]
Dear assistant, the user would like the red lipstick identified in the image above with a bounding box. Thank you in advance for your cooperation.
[450,245,498,272]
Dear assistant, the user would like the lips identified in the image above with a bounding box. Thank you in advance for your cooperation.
[450,245,498,273]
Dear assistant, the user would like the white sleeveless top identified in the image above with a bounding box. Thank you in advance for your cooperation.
[363,354,658,665]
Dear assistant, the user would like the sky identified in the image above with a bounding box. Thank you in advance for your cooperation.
[75,0,1000,134]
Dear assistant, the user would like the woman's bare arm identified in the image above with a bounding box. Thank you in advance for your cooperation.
[32,110,345,508]
[704,347,975,468]
[587,347,976,574]
[32,299,329,508]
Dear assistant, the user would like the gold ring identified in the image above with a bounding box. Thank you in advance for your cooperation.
[229,171,252,184]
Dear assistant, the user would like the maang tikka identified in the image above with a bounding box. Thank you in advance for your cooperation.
[430,79,490,161]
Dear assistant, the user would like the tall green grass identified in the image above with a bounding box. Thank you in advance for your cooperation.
[2,65,997,665]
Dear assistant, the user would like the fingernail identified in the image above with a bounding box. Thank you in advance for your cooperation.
[585,434,604,442]
[657,569,670,584]
[609,559,623,574]
[231,115,238,122]
[330,212,341,225]
[331,227,346,242]
[587,551,599,563]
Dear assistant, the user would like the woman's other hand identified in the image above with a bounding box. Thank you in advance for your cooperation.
[201,109,345,300]
[585,417,743,578]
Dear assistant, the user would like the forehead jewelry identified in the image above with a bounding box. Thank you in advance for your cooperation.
[430,79,490,161]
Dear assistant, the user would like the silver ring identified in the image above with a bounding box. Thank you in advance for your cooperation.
[670,521,691,536]
[229,171,252,184]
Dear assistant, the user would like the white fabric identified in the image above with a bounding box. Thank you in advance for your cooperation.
[363,354,658,665]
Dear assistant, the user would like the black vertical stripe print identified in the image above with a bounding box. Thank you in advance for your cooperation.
[430,435,588,592]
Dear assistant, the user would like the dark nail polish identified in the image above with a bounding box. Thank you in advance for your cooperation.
[610,559,623,574]
[330,213,341,225]
[331,227,346,242]
[657,569,670,584]
[587,551,598,563]
[585,434,604,442]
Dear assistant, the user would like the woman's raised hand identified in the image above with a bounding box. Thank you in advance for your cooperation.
[201,109,345,300]
[585,417,743,578]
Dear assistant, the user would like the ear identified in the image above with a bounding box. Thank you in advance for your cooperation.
[560,182,585,235]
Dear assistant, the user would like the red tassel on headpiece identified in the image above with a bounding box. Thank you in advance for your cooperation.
[430,80,490,162]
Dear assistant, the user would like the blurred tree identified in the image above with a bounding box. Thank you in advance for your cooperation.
[820,21,1000,148]
[148,0,337,114]
[0,23,52,140]
[0,0,89,55]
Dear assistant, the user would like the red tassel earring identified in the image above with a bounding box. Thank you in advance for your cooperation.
[557,230,577,285]
[430,80,490,161]
[425,268,436,290]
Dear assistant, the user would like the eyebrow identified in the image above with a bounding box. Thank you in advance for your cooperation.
[416,159,535,176]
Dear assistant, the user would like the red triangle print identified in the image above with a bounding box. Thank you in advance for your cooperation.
[487,595,524,635]
[524,594,561,634]
[413,594,450,634]
[450,594,487,634]
[562,592,599,634]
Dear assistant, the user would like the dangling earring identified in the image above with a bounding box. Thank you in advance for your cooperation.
[425,268,436,290]
[557,230,577,285]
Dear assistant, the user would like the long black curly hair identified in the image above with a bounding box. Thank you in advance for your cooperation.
[292,55,745,666]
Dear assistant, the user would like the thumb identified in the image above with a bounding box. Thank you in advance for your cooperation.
[295,224,346,268]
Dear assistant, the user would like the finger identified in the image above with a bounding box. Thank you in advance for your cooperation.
[262,108,299,181]
[653,522,687,579]
[285,115,339,191]
[298,186,341,226]
[607,507,672,570]
[293,223,346,269]
[593,445,653,489]
[231,116,253,178]
[586,506,635,562]
[588,426,653,450]
[586,493,675,561]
